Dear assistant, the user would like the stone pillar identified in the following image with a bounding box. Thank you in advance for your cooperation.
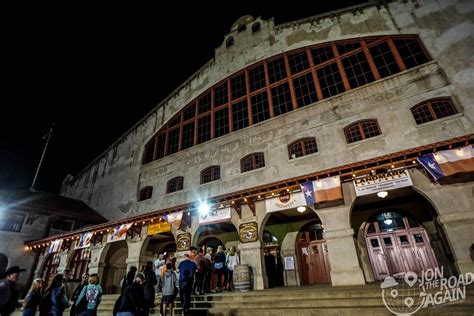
[280,232,299,286]
[318,205,365,286]
[324,228,366,286]
[57,250,69,272]
[126,237,147,271]
[238,241,265,290]
[88,245,104,275]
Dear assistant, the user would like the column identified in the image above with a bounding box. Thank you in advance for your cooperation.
[126,237,147,271]
[88,244,104,275]
[238,241,265,290]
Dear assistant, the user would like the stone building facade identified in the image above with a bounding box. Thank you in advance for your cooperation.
[27,0,473,292]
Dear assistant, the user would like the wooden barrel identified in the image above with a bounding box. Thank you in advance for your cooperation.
[233,264,251,292]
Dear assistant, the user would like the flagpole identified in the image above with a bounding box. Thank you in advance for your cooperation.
[30,123,55,191]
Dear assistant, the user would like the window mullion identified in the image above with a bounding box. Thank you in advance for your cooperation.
[211,88,215,139]
[307,47,323,101]
[361,39,380,80]
[228,78,233,133]
[387,37,407,71]
[332,43,351,91]
[245,70,253,125]
[283,53,298,110]
[263,62,275,118]
[427,102,438,120]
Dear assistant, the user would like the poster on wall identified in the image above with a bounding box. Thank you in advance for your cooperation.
[265,191,306,213]
[107,223,133,243]
[353,168,413,196]
[284,256,295,270]
[239,222,258,243]
[48,239,63,253]
[198,207,231,225]
[147,221,171,235]
[176,233,191,251]
[75,232,93,249]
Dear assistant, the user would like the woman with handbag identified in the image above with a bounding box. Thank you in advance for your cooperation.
[213,246,226,293]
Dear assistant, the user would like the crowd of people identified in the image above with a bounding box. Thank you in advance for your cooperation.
[0,266,102,316]
[0,245,241,316]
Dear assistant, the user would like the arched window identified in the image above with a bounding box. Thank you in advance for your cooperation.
[252,22,261,33]
[42,253,61,285]
[69,248,91,281]
[226,37,234,48]
[241,153,265,173]
[0,254,8,274]
[238,24,246,33]
[200,166,221,184]
[138,186,153,201]
[166,177,184,194]
[411,97,458,124]
[288,137,318,159]
[344,119,381,144]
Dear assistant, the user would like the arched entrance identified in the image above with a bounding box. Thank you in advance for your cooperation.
[141,232,177,270]
[68,248,91,282]
[296,221,331,284]
[101,240,128,294]
[351,186,455,282]
[41,253,61,285]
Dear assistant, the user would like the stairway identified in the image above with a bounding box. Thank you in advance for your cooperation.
[12,284,474,315]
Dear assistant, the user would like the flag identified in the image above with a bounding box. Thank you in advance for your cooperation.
[300,181,316,206]
[164,211,183,229]
[107,223,133,242]
[75,232,93,249]
[48,239,63,253]
[314,176,343,202]
[417,145,474,181]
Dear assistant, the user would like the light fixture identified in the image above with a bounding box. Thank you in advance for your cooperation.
[377,191,388,198]
[384,219,393,225]
[297,206,306,213]
[198,202,210,215]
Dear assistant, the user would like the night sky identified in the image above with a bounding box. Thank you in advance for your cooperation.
[1,1,366,194]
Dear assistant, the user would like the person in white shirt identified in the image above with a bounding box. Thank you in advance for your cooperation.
[225,246,239,291]
[153,253,165,293]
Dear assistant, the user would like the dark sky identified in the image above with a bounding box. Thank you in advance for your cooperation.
[1,1,366,194]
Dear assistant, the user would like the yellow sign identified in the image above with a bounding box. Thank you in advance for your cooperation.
[147,221,171,235]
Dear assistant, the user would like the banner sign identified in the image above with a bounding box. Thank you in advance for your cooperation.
[199,207,231,225]
[265,191,306,213]
[147,221,171,235]
[48,239,63,253]
[353,168,413,196]
[75,232,93,249]
[107,223,133,243]
[176,233,191,251]
[165,211,183,229]
[239,222,258,243]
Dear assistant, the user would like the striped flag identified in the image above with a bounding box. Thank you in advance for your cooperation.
[314,176,343,202]
[418,145,474,181]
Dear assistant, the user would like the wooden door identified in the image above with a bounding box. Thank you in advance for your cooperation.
[297,240,331,284]
[410,230,439,271]
[366,236,390,281]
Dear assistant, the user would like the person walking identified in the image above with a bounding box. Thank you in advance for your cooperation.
[22,278,43,316]
[75,274,102,316]
[69,273,88,316]
[143,262,157,315]
[176,253,197,315]
[40,274,70,316]
[193,249,205,295]
[160,263,178,316]
[203,248,213,294]
[0,265,27,316]
[115,273,146,316]
[153,254,165,293]
[121,266,137,293]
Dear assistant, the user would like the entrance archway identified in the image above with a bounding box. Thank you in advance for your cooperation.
[296,221,331,284]
[68,248,91,282]
[101,240,128,294]
[351,187,455,282]
[364,211,438,280]
[41,253,61,285]
[141,232,176,265]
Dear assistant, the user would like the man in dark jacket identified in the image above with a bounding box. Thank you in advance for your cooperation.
[114,273,146,316]
[69,273,89,316]
[0,266,26,316]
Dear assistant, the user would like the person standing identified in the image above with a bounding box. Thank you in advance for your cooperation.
[193,249,205,295]
[161,263,178,316]
[153,254,165,293]
[213,246,226,293]
[121,266,137,293]
[203,248,213,294]
[0,265,26,316]
[22,278,44,316]
[115,273,146,316]
[75,274,102,316]
[143,262,157,315]
[41,274,70,316]
[176,253,197,315]
[225,246,239,291]
[69,273,89,316]
[264,249,275,288]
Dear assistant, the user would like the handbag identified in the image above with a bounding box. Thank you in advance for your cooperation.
[214,262,224,269]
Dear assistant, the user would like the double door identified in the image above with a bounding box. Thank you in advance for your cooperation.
[366,228,438,281]
[297,240,331,284]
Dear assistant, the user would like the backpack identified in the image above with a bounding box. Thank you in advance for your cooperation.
[38,290,52,316]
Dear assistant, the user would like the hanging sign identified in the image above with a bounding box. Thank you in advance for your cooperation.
[239,222,258,243]
[176,233,191,251]
[199,207,231,225]
[265,191,306,213]
[147,221,171,235]
[353,168,413,196]
[75,232,93,249]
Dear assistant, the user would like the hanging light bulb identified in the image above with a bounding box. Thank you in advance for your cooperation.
[377,191,388,198]
[297,206,306,213]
